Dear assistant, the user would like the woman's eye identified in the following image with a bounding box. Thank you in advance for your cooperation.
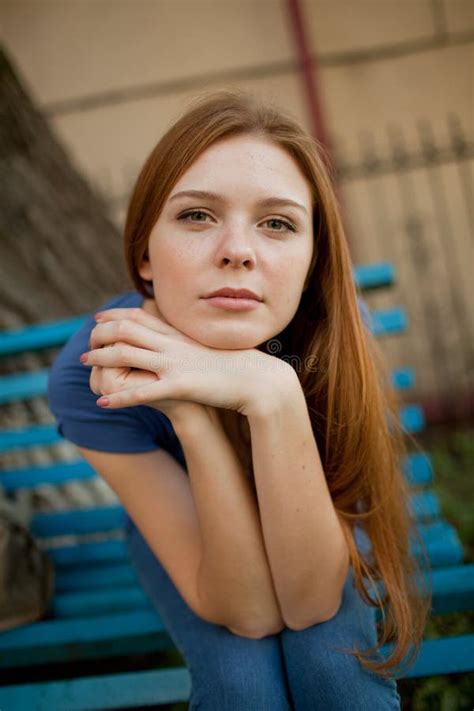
[177,210,296,233]
[177,209,212,224]
[263,218,296,233]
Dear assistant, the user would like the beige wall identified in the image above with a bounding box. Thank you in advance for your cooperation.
[1,0,473,409]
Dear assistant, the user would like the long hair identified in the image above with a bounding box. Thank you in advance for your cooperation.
[123,89,432,679]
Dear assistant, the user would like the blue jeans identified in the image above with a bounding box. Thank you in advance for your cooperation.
[126,522,401,710]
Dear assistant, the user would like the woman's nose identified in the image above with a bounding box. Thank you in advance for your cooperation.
[214,225,257,268]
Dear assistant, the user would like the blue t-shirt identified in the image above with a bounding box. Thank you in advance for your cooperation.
[47,290,372,534]
[47,290,188,533]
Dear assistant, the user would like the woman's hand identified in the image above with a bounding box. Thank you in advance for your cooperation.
[88,341,209,426]
[85,306,215,425]
[81,305,292,419]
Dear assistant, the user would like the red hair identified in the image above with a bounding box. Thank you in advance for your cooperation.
[123,89,431,679]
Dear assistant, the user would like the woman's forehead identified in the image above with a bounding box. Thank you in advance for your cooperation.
[170,139,313,210]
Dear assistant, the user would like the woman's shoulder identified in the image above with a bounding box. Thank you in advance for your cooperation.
[52,290,143,367]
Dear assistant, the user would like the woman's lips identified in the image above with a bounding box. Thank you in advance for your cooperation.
[203,296,261,311]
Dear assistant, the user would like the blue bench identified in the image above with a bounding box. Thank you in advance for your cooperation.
[0,262,473,709]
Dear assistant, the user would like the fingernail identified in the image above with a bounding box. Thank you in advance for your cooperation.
[96,397,110,407]
[94,312,104,320]
[79,353,88,363]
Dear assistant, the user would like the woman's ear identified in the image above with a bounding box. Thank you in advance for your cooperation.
[138,249,153,281]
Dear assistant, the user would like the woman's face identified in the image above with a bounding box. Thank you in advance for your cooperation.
[139,133,314,350]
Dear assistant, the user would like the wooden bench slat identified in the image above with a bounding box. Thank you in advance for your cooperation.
[0,609,165,651]
[49,539,128,566]
[40,516,464,575]
[0,632,173,669]
[403,452,433,485]
[53,562,474,620]
[391,368,415,390]
[0,369,50,404]
[9,417,423,457]
[31,487,440,541]
[57,554,474,613]
[1,460,97,490]
[0,382,419,456]
[1,450,432,492]
[374,563,474,622]
[52,564,474,617]
[0,611,170,668]
[53,586,151,618]
[370,307,407,336]
[410,490,440,521]
[0,316,88,356]
[425,564,474,614]
[1,564,472,670]
[400,404,425,433]
[414,522,464,567]
[0,423,62,452]
[353,262,395,289]
[355,520,464,568]
[55,563,138,592]
[380,634,474,678]
[0,666,191,710]
[32,505,126,537]
[1,634,472,709]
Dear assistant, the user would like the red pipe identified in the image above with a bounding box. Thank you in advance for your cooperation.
[285,0,352,253]
[286,0,332,157]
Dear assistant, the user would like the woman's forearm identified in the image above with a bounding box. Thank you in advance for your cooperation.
[246,371,350,630]
[171,407,285,638]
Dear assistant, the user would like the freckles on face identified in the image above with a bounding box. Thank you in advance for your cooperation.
[141,134,314,348]
[148,238,192,309]
[146,236,312,351]
[268,260,301,307]
[156,240,193,282]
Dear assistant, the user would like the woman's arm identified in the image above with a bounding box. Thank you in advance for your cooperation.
[171,407,286,639]
[245,370,350,630]
[84,307,347,630]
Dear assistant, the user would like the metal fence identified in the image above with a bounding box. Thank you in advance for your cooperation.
[335,112,473,422]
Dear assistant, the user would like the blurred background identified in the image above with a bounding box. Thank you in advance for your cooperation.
[1,0,472,421]
[0,1,472,708]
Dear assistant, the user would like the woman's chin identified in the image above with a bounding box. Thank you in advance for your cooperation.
[161,312,271,350]
[194,334,259,350]
[182,325,262,351]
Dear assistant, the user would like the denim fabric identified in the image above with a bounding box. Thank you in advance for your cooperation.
[126,522,401,710]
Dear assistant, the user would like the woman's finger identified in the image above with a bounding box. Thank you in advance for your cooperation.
[89,319,172,352]
[96,378,181,409]
[91,364,159,396]
[94,307,177,336]
[83,342,171,374]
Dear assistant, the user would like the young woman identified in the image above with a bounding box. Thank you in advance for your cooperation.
[48,90,431,709]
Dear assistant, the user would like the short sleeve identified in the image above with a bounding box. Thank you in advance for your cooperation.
[47,291,171,453]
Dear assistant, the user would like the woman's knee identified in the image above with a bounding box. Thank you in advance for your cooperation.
[189,636,292,711]
[278,568,401,709]
[281,625,400,709]
[126,526,292,709]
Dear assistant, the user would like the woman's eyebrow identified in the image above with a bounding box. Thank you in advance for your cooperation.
[169,189,308,215]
